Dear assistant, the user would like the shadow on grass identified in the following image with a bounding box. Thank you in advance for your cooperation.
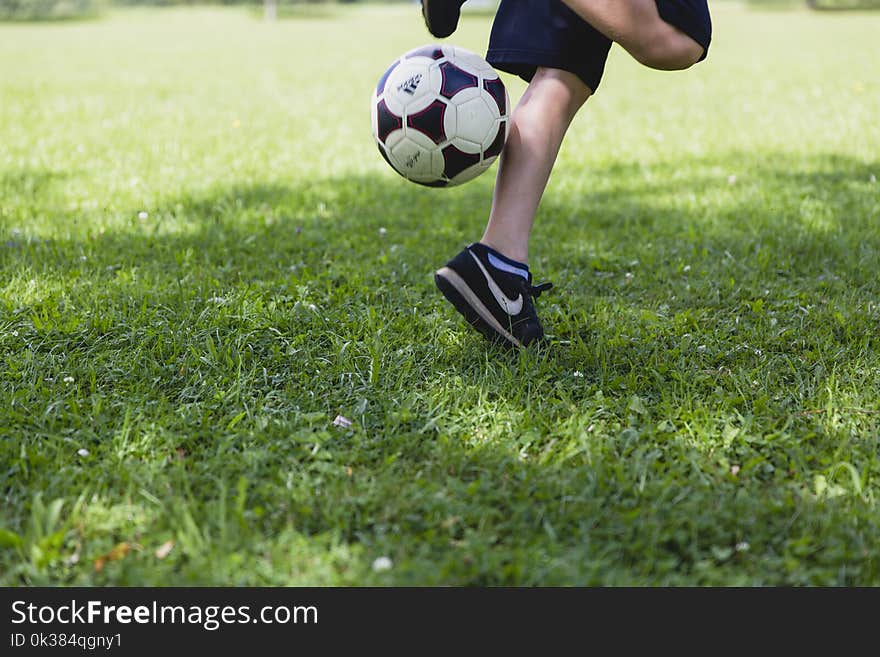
[1,168,69,197]
[4,148,878,424]
[2,149,879,584]
[4,150,876,279]
[4,149,877,409]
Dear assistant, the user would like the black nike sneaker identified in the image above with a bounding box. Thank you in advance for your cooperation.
[434,242,553,348]
[421,0,466,39]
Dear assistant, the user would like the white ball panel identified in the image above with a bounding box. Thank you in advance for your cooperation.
[454,97,495,145]
[446,85,481,106]
[431,149,447,180]
[384,129,406,149]
[449,46,495,76]
[383,61,434,115]
[477,90,504,121]
[451,136,482,154]
[389,137,433,179]
[442,101,457,145]
[428,64,445,98]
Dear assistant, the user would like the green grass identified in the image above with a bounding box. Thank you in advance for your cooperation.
[1,3,879,586]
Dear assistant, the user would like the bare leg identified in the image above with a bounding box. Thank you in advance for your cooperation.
[559,0,704,70]
[480,67,591,264]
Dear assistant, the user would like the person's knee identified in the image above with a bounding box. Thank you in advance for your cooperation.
[629,28,704,71]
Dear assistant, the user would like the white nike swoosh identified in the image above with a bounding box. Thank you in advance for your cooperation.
[469,251,524,316]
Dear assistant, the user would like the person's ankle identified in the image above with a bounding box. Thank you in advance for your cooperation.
[477,239,528,266]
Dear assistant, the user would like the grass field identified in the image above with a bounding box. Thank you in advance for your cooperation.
[1,3,879,586]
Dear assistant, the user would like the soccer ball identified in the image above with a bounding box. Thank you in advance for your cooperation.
[371,44,509,188]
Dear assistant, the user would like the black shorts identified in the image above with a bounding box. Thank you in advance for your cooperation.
[486,0,712,93]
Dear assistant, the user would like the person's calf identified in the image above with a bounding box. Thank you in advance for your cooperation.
[481,68,591,264]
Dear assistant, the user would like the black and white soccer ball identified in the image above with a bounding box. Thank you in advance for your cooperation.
[371,44,509,188]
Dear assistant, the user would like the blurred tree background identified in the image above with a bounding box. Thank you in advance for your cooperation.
[746,0,880,7]
[3,0,879,23]
[0,0,406,21]
[0,0,104,20]
[804,0,880,7]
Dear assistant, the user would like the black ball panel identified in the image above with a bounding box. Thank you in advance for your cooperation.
[438,61,479,100]
[375,99,402,144]
[483,77,507,116]
[406,100,448,145]
[484,121,506,159]
[442,144,482,179]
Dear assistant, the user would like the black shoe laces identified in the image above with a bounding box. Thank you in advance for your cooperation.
[526,281,553,299]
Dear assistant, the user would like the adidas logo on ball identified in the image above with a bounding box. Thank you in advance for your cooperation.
[397,74,422,95]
